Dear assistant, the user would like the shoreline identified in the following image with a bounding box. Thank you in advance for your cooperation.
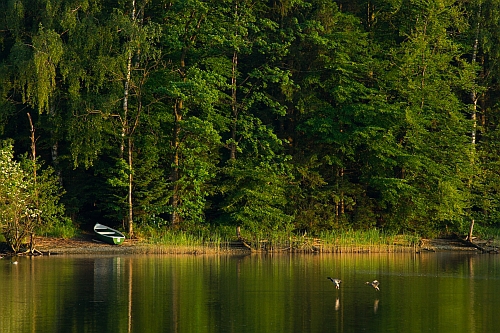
[1,234,497,256]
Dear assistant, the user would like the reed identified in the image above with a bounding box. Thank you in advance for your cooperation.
[134,225,236,254]
[316,229,419,253]
[132,225,421,253]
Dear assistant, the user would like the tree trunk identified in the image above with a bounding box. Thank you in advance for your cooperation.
[470,4,481,147]
[170,37,189,226]
[466,219,475,242]
[48,103,63,186]
[467,5,481,232]
[27,113,40,252]
[170,99,182,225]
[122,0,136,235]
[127,136,134,236]
[230,47,238,160]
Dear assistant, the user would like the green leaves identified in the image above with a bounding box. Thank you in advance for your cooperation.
[2,0,500,238]
[219,158,293,234]
[0,141,66,252]
[32,26,63,112]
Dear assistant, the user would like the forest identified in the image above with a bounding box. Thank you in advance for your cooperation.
[1,0,500,245]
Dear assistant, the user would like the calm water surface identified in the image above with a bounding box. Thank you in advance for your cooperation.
[1,252,499,333]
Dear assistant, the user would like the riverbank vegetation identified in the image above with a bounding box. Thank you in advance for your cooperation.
[2,1,500,252]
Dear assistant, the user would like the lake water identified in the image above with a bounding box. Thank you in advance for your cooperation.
[1,252,499,333]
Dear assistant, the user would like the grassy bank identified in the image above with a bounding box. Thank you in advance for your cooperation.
[130,226,422,253]
[20,224,500,255]
[137,225,500,254]
[311,229,421,253]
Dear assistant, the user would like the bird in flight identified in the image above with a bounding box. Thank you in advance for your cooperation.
[366,280,380,291]
[327,277,342,289]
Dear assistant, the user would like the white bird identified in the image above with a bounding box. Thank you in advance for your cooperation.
[327,277,342,289]
[366,280,380,291]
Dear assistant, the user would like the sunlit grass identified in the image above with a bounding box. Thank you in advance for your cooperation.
[36,220,79,239]
[133,225,236,254]
[316,229,420,253]
[132,225,421,253]
[28,222,428,254]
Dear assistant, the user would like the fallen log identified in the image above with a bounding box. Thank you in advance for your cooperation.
[460,238,487,253]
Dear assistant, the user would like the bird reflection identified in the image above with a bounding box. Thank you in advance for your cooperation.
[373,299,379,314]
[335,297,340,311]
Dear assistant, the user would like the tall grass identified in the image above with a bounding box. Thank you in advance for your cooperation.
[314,228,420,253]
[140,226,419,253]
[37,219,79,239]
[34,219,500,254]
[133,225,422,253]
[134,225,236,254]
[33,221,424,254]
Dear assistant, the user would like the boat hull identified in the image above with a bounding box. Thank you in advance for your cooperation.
[94,223,126,245]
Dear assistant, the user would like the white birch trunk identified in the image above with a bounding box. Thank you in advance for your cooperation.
[122,0,136,236]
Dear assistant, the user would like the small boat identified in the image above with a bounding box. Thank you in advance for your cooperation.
[94,223,126,245]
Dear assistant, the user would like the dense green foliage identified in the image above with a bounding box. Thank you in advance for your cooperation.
[1,0,500,239]
[0,141,67,251]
